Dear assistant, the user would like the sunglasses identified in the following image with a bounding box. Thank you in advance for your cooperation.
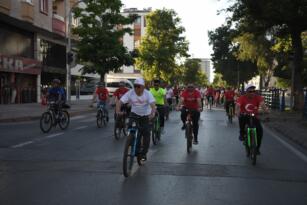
[134,85,142,88]
[248,90,256,93]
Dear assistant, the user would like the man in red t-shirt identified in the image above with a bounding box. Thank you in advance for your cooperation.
[236,84,269,154]
[224,87,236,116]
[177,83,202,144]
[205,86,215,107]
[93,82,109,121]
[113,81,130,115]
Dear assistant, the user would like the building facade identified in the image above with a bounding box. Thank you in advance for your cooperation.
[0,0,77,104]
[198,58,211,82]
[120,8,151,74]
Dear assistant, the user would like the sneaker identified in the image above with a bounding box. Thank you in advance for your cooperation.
[141,154,147,161]
[193,140,199,145]
[181,124,186,130]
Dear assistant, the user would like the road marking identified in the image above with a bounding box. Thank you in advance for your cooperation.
[70,115,88,120]
[44,132,64,139]
[264,125,307,163]
[11,141,34,148]
[73,125,88,130]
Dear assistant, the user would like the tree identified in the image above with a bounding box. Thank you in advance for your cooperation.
[72,0,137,81]
[182,59,209,86]
[212,73,227,88]
[136,9,189,82]
[208,24,258,88]
[229,0,307,109]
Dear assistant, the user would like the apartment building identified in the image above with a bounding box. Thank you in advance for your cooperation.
[0,0,76,104]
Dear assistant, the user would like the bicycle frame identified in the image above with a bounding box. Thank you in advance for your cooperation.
[246,115,258,147]
[128,120,140,157]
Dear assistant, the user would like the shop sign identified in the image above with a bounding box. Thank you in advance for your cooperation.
[0,54,41,75]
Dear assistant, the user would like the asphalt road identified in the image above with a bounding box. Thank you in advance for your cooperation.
[0,107,307,205]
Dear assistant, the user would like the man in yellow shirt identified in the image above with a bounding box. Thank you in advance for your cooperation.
[150,80,167,133]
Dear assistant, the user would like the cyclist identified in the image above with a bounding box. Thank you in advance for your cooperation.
[205,85,215,108]
[177,83,202,144]
[235,84,269,154]
[224,86,236,116]
[47,79,66,106]
[173,85,179,105]
[113,81,130,117]
[93,82,109,122]
[200,86,206,110]
[116,78,156,161]
[150,80,167,133]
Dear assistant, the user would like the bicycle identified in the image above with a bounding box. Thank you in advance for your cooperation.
[227,101,235,123]
[40,101,70,133]
[185,109,194,154]
[96,103,108,128]
[151,110,161,145]
[122,115,147,177]
[114,108,128,140]
[242,113,259,165]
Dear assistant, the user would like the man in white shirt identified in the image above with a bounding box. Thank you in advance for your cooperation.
[116,78,156,161]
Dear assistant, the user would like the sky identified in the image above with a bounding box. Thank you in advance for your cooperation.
[121,0,231,59]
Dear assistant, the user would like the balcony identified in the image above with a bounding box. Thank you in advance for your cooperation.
[20,1,34,23]
[52,14,66,36]
[0,0,11,15]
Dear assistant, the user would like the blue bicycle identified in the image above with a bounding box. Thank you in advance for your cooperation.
[122,115,147,177]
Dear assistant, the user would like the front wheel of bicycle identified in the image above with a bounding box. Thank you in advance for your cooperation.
[114,118,122,140]
[96,110,103,128]
[40,112,53,133]
[58,111,70,130]
[186,123,193,153]
[250,132,257,165]
[123,134,135,177]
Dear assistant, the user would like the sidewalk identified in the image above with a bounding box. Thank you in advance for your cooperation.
[264,110,307,150]
[0,99,96,123]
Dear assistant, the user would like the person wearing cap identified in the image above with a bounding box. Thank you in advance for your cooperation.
[150,80,167,133]
[93,82,109,121]
[47,79,66,105]
[176,83,202,144]
[116,78,156,161]
[113,81,130,117]
[236,84,269,155]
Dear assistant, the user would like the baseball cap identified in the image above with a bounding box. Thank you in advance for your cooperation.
[245,84,256,91]
[134,78,145,86]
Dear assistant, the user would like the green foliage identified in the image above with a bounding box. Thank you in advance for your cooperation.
[212,73,227,88]
[72,0,136,80]
[182,59,209,86]
[136,9,189,82]
[276,77,291,89]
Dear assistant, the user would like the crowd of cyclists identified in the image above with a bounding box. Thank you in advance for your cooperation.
[44,77,269,162]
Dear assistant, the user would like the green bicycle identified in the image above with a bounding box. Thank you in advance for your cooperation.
[243,113,259,165]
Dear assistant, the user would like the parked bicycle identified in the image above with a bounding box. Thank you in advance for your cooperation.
[40,102,70,133]
[122,115,147,177]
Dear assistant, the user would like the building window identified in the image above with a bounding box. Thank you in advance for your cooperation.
[39,0,48,14]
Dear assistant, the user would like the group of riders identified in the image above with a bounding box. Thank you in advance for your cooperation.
[46,77,269,161]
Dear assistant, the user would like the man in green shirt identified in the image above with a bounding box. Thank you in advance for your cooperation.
[150,79,167,132]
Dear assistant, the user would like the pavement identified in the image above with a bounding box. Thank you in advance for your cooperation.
[264,110,307,150]
[0,108,307,205]
[0,98,96,123]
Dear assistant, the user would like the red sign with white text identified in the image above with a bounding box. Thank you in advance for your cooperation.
[0,54,41,75]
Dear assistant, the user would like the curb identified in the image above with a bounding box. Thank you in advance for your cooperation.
[0,109,96,123]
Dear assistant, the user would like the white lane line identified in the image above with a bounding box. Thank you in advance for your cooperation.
[73,125,88,130]
[264,125,307,163]
[70,115,88,120]
[44,132,64,139]
[11,141,34,148]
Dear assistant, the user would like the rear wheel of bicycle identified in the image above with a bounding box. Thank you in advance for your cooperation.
[250,132,257,165]
[58,111,70,130]
[114,118,122,140]
[123,134,134,177]
[96,110,103,128]
[40,112,53,133]
[186,123,192,153]
[152,124,158,145]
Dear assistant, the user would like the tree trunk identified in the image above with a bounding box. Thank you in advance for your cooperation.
[290,28,305,111]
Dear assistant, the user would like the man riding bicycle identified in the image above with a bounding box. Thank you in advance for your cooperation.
[150,80,167,133]
[236,84,269,154]
[205,85,215,108]
[114,81,130,117]
[177,83,202,144]
[116,78,156,161]
[93,82,109,122]
[224,86,236,116]
[47,79,66,111]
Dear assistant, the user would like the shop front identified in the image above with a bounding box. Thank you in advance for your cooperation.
[0,54,41,104]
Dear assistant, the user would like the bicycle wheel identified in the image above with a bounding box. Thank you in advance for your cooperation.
[122,116,128,136]
[250,131,257,165]
[96,110,103,128]
[123,134,135,177]
[58,111,70,130]
[102,110,107,126]
[228,107,233,123]
[40,112,53,133]
[185,123,193,153]
[152,119,158,145]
